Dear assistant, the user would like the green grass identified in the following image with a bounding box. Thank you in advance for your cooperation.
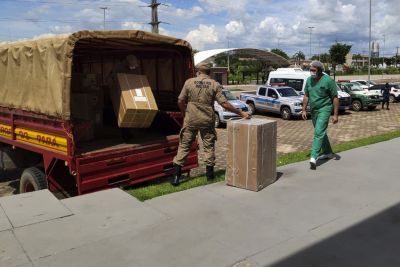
[126,130,400,202]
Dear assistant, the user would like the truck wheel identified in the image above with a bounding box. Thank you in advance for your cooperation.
[280,107,291,120]
[248,102,256,115]
[214,113,221,128]
[19,167,47,193]
[352,100,362,111]
[389,95,395,103]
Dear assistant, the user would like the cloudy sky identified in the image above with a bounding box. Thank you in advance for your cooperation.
[1,0,399,58]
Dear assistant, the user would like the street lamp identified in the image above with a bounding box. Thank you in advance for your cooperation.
[100,7,108,30]
[308,26,315,59]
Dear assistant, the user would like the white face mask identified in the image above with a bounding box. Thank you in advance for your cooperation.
[129,66,136,70]
[310,70,317,78]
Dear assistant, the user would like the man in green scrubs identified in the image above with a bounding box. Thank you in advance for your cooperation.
[302,61,339,170]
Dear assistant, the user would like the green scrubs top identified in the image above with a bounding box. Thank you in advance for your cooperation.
[304,74,338,111]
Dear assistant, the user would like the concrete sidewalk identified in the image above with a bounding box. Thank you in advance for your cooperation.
[1,138,400,267]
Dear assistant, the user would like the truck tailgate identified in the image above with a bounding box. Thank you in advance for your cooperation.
[75,134,198,193]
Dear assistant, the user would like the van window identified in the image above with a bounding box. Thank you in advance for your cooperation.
[258,87,267,96]
[270,78,304,92]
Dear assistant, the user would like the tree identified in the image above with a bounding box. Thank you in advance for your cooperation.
[192,49,200,56]
[270,48,289,59]
[329,42,352,80]
[292,51,305,61]
[311,53,331,63]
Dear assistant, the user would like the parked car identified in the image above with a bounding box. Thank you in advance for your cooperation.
[368,84,400,102]
[350,80,376,89]
[240,86,307,120]
[267,68,351,112]
[338,82,381,111]
[214,90,250,127]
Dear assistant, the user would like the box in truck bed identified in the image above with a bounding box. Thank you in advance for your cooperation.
[111,74,158,128]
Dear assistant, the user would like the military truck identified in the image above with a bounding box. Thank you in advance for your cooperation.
[0,30,198,196]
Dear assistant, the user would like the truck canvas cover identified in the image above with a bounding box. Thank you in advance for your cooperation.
[0,30,192,119]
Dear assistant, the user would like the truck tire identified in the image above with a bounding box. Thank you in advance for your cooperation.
[19,167,47,193]
[248,102,256,115]
[352,100,363,111]
[280,106,292,120]
[214,113,221,128]
[389,95,395,103]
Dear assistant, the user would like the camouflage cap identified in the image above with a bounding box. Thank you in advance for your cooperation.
[196,62,212,70]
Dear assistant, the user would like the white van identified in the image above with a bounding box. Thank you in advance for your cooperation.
[267,68,351,112]
[267,68,311,93]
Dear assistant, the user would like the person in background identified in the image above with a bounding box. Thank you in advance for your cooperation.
[171,62,251,186]
[302,61,339,170]
[381,83,390,110]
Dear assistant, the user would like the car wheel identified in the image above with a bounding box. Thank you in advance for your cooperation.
[389,95,396,103]
[214,113,221,128]
[248,102,256,115]
[280,106,291,120]
[352,100,362,111]
[19,167,47,193]
[368,106,376,110]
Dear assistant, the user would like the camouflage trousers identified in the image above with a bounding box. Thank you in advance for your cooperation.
[173,126,217,167]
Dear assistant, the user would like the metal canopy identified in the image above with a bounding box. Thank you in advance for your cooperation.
[194,48,290,66]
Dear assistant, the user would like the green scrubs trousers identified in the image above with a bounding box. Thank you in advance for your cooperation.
[310,107,333,159]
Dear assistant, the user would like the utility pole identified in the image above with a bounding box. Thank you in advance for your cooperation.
[318,40,321,61]
[382,34,385,67]
[149,0,160,33]
[308,26,315,59]
[100,7,108,30]
[368,0,371,87]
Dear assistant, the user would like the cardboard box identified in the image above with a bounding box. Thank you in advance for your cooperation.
[110,74,158,128]
[226,118,277,191]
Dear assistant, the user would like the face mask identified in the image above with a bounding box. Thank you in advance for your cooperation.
[129,66,136,70]
[310,71,317,78]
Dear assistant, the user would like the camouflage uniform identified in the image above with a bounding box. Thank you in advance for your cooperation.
[173,73,227,167]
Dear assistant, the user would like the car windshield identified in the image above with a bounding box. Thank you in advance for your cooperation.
[357,81,367,85]
[277,87,299,97]
[348,83,363,91]
[223,90,237,100]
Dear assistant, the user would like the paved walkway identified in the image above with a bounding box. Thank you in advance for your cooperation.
[1,138,400,267]
[192,102,400,177]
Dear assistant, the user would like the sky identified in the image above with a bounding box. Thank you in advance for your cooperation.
[0,0,399,58]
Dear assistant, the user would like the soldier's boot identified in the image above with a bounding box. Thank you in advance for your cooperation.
[206,165,215,181]
[170,164,182,186]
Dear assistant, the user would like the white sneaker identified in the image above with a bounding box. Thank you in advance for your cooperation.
[318,153,335,160]
[310,157,316,170]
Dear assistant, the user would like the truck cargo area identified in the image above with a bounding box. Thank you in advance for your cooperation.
[70,38,192,155]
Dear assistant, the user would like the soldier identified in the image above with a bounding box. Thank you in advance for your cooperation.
[171,62,251,186]
[114,54,142,74]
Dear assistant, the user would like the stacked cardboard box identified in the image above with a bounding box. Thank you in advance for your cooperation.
[226,118,277,191]
[110,74,158,128]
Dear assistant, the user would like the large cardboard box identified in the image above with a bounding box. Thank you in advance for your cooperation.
[226,118,277,191]
[110,74,158,128]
